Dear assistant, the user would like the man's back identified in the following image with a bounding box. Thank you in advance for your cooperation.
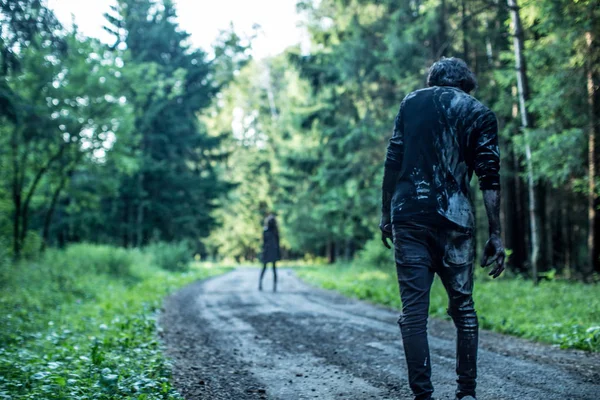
[387,86,500,228]
[380,57,505,400]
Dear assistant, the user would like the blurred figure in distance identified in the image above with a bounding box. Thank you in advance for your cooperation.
[259,212,281,292]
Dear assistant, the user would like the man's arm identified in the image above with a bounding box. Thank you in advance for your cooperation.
[481,190,505,278]
[380,102,404,248]
[473,110,505,278]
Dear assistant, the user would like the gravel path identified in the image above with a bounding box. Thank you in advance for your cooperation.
[159,268,600,400]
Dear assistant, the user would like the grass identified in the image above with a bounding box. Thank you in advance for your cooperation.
[297,262,600,352]
[0,243,231,399]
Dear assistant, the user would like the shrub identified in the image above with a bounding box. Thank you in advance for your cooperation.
[145,241,191,272]
[0,241,10,289]
[354,236,394,268]
[0,243,230,399]
[53,243,137,278]
[20,231,43,260]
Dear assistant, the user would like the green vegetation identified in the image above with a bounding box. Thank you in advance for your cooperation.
[2,0,599,275]
[297,263,600,352]
[0,1,599,396]
[207,0,600,281]
[0,244,230,399]
[145,242,194,272]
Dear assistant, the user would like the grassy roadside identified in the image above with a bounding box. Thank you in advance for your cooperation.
[296,263,600,352]
[0,244,231,399]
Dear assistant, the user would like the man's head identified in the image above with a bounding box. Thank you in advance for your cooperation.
[427,57,477,94]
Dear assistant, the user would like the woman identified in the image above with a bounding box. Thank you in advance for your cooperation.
[259,213,280,292]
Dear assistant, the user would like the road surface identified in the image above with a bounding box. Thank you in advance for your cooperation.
[159,268,600,400]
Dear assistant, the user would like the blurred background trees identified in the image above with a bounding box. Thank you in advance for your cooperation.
[1,0,599,281]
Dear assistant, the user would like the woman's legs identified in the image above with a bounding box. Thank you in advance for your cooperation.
[259,263,268,291]
[272,262,278,292]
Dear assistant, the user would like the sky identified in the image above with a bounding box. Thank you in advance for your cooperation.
[47,0,307,59]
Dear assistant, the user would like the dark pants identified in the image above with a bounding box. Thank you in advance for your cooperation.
[393,220,478,400]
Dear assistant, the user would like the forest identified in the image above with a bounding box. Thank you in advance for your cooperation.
[0,0,599,281]
[1,0,599,398]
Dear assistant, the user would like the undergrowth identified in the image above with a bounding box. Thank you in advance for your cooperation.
[0,243,230,399]
[297,262,600,352]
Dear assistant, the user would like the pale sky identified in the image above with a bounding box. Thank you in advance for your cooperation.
[47,0,307,59]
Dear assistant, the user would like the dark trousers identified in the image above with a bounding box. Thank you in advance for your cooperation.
[393,220,478,400]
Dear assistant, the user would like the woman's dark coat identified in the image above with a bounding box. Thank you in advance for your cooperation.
[262,216,281,263]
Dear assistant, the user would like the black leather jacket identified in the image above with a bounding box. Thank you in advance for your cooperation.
[382,86,500,228]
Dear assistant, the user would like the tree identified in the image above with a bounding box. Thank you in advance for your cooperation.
[586,11,600,274]
[506,0,541,282]
[104,0,243,247]
[1,0,128,256]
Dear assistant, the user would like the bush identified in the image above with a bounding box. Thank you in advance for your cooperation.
[0,241,10,289]
[145,241,192,272]
[0,243,231,399]
[354,236,394,268]
[0,244,140,331]
[20,231,43,260]
[53,243,137,278]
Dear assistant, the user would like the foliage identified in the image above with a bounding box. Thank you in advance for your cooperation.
[0,0,249,256]
[0,244,230,399]
[50,243,137,278]
[353,236,394,268]
[297,264,600,352]
[145,241,192,272]
[202,0,600,278]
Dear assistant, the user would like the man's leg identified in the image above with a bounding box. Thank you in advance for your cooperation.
[437,228,478,400]
[394,224,436,400]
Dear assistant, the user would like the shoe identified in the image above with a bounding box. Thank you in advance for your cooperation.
[456,396,476,400]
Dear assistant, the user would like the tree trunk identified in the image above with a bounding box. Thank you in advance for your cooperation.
[12,192,21,258]
[327,240,336,264]
[11,127,22,258]
[123,196,130,248]
[586,26,600,275]
[136,172,145,247]
[537,182,551,271]
[502,138,526,271]
[562,193,572,278]
[507,0,540,283]
[461,0,469,63]
[41,175,69,251]
[437,0,448,58]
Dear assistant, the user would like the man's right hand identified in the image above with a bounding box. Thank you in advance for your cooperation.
[481,234,505,278]
[379,221,393,249]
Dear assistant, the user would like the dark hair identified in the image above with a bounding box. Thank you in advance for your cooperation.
[264,214,277,230]
[427,57,477,94]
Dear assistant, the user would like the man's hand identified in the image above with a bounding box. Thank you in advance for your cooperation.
[379,216,393,249]
[480,234,505,278]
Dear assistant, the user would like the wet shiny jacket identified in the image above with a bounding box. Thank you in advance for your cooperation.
[384,86,500,228]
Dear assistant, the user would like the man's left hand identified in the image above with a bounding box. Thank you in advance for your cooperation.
[481,234,505,278]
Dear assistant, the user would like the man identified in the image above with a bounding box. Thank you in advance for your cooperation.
[380,57,505,400]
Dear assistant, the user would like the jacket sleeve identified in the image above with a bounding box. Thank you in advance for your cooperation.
[384,103,405,174]
[472,109,501,190]
[381,102,405,216]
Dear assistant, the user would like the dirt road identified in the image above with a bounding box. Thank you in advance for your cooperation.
[159,269,600,400]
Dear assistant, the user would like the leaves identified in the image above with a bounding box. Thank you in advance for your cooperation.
[0,244,230,398]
